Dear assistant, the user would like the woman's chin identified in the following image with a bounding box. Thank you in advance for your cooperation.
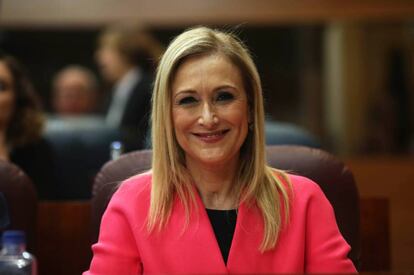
[187,151,238,169]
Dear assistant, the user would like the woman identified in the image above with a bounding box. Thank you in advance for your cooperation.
[96,23,163,151]
[0,52,56,199]
[86,27,356,274]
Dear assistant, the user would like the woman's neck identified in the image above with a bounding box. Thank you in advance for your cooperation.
[186,157,239,210]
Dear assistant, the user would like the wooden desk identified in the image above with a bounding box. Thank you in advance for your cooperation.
[36,201,91,275]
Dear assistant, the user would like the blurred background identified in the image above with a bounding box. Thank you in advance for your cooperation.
[1,0,414,274]
[2,0,414,156]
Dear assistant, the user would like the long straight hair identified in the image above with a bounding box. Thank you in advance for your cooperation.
[150,27,291,251]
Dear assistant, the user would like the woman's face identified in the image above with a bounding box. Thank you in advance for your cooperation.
[0,61,15,128]
[171,54,249,168]
[96,45,129,83]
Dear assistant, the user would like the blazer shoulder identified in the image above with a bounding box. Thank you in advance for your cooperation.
[115,171,153,200]
[287,173,327,202]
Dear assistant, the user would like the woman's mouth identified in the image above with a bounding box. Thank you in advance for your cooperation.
[193,129,230,143]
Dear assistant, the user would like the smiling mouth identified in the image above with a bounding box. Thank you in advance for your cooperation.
[193,129,230,143]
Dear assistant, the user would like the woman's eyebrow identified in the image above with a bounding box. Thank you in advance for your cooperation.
[214,85,238,91]
[173,84,240,98]
[173,90,198,98]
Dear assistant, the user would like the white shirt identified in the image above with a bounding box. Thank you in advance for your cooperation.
[106,68,142,127]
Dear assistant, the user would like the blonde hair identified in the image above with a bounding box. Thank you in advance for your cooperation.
[150,26,291,251]
[99,22,164,70]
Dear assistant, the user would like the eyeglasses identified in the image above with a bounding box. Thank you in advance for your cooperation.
[0,79,12,92]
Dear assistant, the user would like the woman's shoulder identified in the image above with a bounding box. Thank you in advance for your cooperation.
[116,170,153,197]
[107,170,153,215]
[282,173,337,216]
[285,173,326,200]
[273,170,321,194]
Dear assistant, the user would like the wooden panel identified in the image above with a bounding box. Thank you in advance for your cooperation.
[347,157,414,271]
[36,201,92,275]
[360,198,390,271]
[1,0,414,28]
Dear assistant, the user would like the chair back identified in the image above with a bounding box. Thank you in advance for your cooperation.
[45,117,121,199]
[92,145,360,268]
[0,160,37,252]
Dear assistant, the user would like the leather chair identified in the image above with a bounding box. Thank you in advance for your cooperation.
[45,116,121,199]
[0,160,37,252]
[264,121,321,148]
[91,145,361,269]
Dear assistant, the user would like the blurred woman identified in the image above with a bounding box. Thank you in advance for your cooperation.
[0,52,56,199]
[96,23,163,151]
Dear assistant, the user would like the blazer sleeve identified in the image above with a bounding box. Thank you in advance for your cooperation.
[84,184,142,275]
[304,182,357,273]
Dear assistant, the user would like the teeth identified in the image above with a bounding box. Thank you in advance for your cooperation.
[197,130,226,138]
[201,133,221,138]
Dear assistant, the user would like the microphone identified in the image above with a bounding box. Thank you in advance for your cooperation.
[0,192,10,230]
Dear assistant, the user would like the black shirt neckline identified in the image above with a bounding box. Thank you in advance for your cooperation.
[205,208,237,265]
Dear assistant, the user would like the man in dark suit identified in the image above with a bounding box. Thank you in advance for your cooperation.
[96,23,163,151]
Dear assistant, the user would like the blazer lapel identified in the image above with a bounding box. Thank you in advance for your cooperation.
[226,201,264,273]
[179,190,228,273]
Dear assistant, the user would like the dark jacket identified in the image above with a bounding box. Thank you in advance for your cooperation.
[10,138,57,200]
[119,72,153,151]
[102,71,153,152]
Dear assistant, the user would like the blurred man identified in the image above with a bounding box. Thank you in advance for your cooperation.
[96,22,163,151]
[52,65,99,115]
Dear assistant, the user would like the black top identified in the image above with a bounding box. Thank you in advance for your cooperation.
[10,138,57,200]
[206,209,237,264]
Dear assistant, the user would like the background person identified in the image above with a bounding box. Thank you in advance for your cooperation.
[85,27,356,274]
[52,65,99,116]
[96,22,163,151]
[0,52,56,199]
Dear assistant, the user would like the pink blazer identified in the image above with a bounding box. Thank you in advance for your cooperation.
[85,171,356,274]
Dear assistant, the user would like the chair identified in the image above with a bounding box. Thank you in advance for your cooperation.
[44,116,121,199]
[265,121,321,148]
[91,145,360,268]
[0,160,37,252]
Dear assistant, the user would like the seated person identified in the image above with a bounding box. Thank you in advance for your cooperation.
[96,22,163,151]
[85,27,356,274]
[0,52,56,199]
[52,65,99,116]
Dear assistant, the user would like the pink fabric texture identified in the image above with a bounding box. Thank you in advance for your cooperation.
[85,171,356,274]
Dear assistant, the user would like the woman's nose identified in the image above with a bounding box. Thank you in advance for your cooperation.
[198,103,218,128]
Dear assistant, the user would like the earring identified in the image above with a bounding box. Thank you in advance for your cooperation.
[248,122,253,131]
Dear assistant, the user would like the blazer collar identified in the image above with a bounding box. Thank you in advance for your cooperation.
[190,186,263,272]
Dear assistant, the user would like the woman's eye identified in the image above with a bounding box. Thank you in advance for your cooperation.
[178,96,197,105]
[216,91,234,102]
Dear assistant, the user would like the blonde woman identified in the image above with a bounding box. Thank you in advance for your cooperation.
[85,27,356,274]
